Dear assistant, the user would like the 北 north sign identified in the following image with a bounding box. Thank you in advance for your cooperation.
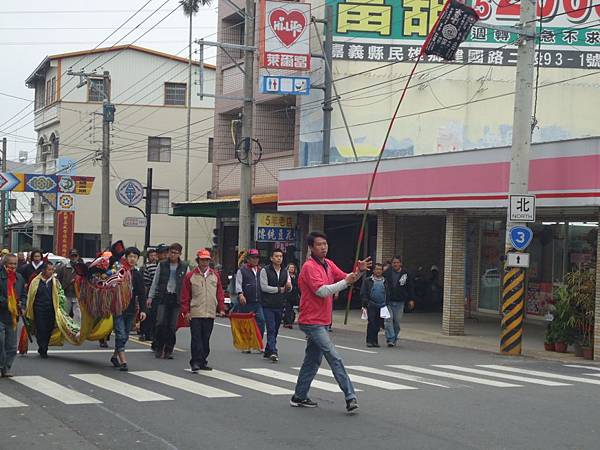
[509,195,536,222]
[116,179,144,206]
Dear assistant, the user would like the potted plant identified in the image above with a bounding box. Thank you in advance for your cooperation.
[566,270,595,360]
[544,325,556,352]
[552,285,576,353]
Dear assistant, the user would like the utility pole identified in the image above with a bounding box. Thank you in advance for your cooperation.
[184,9,193,261]
[144,167,153,257]
[0,138,6,248]
[500,0,537,355]
[321,5,333,165]
[101,71,114,251]
[238,0,256,252]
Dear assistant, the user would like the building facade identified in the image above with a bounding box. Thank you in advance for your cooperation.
[25,45,216,257]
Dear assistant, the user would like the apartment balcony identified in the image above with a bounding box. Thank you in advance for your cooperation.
[34,103,59,131]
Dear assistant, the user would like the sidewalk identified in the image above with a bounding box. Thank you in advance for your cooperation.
[332,309,599,364]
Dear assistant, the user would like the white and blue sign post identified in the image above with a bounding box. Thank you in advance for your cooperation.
[260,75,311,96]
[509,226,533,251]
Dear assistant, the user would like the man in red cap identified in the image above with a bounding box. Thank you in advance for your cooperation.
[234,249,265,342]
[181,249,225,372]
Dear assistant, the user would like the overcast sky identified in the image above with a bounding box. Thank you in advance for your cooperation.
[0,0,218,161]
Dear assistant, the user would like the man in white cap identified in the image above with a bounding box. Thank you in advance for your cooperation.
[181,249,225,372]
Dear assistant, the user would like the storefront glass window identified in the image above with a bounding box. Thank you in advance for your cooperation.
[478,221,504,312]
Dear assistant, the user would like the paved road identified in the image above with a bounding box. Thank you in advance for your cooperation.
[1,320,599,450]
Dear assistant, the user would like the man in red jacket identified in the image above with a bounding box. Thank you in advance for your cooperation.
[181,249,225,372]
[291,231,371,413]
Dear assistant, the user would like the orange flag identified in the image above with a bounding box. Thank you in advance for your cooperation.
[229,312,263,352]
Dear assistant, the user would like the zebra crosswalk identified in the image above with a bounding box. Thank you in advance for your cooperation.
[1,363,598,409]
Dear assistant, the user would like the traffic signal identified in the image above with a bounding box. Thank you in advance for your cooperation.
[212,228,219,247]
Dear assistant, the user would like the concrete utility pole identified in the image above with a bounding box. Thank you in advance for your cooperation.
[500,0,537,356]
[184,9,193,261]
[144,167,153,259]
[238,0,256,252]
[321,5,333,165]
[0,137,6,248]
[101,71,114,251]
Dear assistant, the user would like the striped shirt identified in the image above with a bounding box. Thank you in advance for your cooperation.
[143,262,158,289]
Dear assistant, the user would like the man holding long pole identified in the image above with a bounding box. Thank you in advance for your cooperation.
[291,231,371,413]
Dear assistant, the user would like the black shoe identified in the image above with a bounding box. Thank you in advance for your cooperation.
[346,398,359,413]
[155,350,163,359]
[38,349,48,359]
[387,343,395,348]
[164,352,174,360]
[110,356,120,368]
[99,341,109,348]
[242,350,251,354]
[270,354,279,363]
[120,363,128,372]
[198,365,212,371]
[366,343,376,348]
[190,364,201,373]
[373,343,380,348]
[263,352,272,359]
[290,395,318,408]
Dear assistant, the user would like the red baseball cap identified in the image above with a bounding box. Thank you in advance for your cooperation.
[247,249,259,257]
[196,249,212,260]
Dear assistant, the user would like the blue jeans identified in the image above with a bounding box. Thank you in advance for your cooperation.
[114,314,134,353]
[384,301,405,344]
[236,302,265,338]
[295,324,356,401]
[0,321,17,371]
[263,307,283,355]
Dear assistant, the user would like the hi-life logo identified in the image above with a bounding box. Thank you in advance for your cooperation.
[269,9,307,47]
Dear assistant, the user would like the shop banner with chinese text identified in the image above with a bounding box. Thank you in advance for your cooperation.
[329,0,600,69]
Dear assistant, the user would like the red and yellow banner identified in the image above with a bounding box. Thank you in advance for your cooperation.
[54,211,74,257]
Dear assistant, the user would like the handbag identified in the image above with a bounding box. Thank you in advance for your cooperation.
[380,306,391,319]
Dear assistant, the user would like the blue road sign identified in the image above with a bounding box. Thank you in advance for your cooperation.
[260,75,310,96]
[509,226,533,251]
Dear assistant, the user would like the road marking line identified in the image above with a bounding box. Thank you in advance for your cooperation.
[184,369,294,395]
[242,368,362,392]
[294,367,417,390]
[479,365,600,385]
[0,392,27,408]
[128,337,184,352]
[347,366,451,388]
[70,374,173,402]
[387,365,522,388]
[12,376,103,404]
[563,364,600,371]
[26,349,152,354]
[131,371,240,398]
[213,322,378,354]
[433,365,571,387]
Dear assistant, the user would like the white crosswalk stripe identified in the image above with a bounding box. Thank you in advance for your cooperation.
[131,371,240,398]
[0,392,27,408]
[563,364,600,372]
[479,365,600,385]
[71,374,173,402]
[347,366,452,388]
[12,376,102,405]
[387,365,522,387]
[295,368,418,390]
[433,365,571,386]
[185,369,294,395]
[242,368,363,393]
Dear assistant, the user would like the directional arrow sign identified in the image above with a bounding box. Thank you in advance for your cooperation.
[506,252,530,268]
[0,172,22,191]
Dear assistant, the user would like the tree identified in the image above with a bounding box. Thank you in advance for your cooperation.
[180,0,211,260]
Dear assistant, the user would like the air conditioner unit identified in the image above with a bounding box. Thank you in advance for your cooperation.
[18,151,28,162]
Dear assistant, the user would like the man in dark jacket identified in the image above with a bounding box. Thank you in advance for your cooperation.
[25,262,59,359]
[110,247,147,371]
[383,256,415,347]
[259,249,291,362]
[0,254,26,377]
[56,249,82,323]
[235,249,266,344]
[148,243,188,359]
[360,263,388,347]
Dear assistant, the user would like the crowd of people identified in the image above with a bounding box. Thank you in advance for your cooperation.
[0,231,417,413]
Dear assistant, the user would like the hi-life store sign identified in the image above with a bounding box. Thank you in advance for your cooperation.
[329,0,600,69]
